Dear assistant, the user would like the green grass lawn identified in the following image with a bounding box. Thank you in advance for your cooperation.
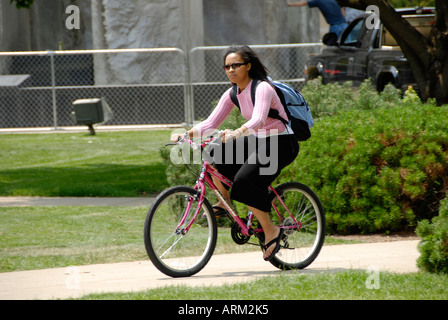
[0,130,171,197]
[2,130,447,300]
[0,205,357,273]
[0,206,258,272]
[0,206,147,272]
[1,205,447,300]
[76,271,448,300]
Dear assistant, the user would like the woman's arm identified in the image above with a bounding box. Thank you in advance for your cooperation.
[242,81,277,131]
[171,89,234,142]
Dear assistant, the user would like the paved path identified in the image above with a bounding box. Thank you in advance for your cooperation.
[0,196,155,207]
[0,240,420,300]
[0,197,421,300]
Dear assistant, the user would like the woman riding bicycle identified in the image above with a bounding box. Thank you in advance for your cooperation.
[171,45,299,261]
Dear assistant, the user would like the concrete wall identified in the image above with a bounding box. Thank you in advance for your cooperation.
[0,0,323,127]
[0,0,92,51]
[1,0,320,84]
[1,0,321,51]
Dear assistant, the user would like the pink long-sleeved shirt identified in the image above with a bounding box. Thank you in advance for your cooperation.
[193,80,289,136]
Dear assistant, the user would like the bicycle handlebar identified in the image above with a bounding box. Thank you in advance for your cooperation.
[166,130,223,148]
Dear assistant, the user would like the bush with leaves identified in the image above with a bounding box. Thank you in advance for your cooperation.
[301,77,401,118]
[416,197,448,274]
[160,80,448,234]
[282,86,448,234]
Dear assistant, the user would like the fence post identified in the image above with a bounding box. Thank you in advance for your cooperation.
[47,50,58,130]
[181,0,195,127]
[183,50,194,127]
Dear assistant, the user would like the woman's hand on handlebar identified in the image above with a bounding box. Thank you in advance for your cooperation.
[171,128,245,144]
[170,129,199,143]
[171,133,186,143]
[222,127,246,143]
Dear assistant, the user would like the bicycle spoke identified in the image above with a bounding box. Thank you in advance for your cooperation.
[158,233,184,259]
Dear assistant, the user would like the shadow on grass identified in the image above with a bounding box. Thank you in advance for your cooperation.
[0,163,168,197]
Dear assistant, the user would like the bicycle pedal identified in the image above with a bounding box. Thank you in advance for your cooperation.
[281,241,290,249]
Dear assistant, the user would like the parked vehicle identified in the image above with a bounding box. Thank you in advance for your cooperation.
[305,7,435,93]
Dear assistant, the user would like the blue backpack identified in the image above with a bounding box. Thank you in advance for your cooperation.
[230,79,314,141]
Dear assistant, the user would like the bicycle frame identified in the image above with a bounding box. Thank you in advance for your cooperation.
[177,135,303,239]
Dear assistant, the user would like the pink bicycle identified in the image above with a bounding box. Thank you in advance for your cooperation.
[143,132,325,277]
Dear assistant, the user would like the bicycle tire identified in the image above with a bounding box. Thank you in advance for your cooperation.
[143,185,217,277]
[267,182,325,270]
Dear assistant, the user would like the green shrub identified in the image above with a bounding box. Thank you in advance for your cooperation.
[416,197,448,274]
[160,80,448,234]
[302,77,402,118]
[159,105,246,187]
[159,145,197,187]
[282,96,448,234]
[301,78,356,117]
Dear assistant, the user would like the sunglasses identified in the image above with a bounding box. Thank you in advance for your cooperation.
[223,62,248,71]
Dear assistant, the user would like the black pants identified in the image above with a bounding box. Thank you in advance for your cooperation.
[208,134,299,212]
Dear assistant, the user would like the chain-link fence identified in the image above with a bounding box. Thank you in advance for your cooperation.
[190,43,322,121]
[0,44,321,129]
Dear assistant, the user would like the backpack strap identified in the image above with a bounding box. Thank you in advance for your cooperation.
[229,79,289,126]
[230,84,239,108]
[230,78,260,109]
[269,85,290,126]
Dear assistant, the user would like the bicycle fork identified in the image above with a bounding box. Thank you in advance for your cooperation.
[174,165,219,235]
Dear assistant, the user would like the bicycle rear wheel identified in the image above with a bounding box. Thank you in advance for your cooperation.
[144,186,217,277]
[268,182,325,270]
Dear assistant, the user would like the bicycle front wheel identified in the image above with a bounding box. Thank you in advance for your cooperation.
[269,182,325,270]
[143,186,217,277]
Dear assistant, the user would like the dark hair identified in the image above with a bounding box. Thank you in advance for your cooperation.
[223,45,269,81]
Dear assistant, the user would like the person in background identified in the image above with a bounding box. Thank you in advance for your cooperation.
[342,7,364,24]
[287,0,348,38]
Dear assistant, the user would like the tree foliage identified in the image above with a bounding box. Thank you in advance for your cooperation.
[389,0,434,6]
